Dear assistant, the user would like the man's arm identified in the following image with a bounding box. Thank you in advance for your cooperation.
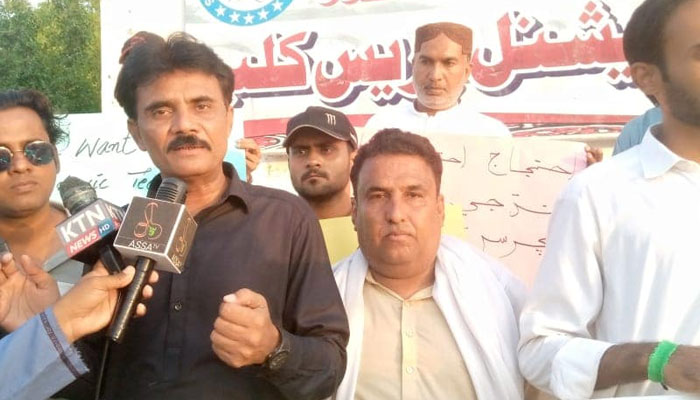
[518,182,613,399]
[269,214,349,399]
[0,265,156,399]
[0,308,89,400]
[596,343,700,393]
[210,212,349,399]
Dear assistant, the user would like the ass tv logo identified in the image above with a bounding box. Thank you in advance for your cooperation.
[200,0,294,26]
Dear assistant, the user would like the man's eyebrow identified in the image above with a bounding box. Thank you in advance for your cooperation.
[189,95,216,104]
[404,184,427,192]
[364,185,389,194]
[144,100,174,113]
[314,139,341,147]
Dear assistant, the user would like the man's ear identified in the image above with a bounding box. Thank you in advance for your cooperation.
[51,145,60,173]
[463,54,472,82]
[127,119,147,151]
[225,104,234,141]
[437,193,445,225]
[351,196,358,232]
[630,62,663,101]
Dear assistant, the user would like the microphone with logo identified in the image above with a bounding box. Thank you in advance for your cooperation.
[56,177,126,274]
[108,177,197,342]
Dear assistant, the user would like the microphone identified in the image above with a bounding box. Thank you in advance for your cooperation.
[0,236,10,255]
[108,177,197,342]
[56,177,126,274]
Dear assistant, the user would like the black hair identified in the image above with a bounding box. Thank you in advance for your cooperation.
[351,129,442,194]
[0,89,67,144]
[114,32,235,119]
[624,0,694,75]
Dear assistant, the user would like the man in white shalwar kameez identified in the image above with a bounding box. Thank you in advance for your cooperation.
[332,128,526,400]
[518,0,700,398]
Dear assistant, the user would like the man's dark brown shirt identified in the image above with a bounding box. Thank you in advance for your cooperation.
[102,164,349,399]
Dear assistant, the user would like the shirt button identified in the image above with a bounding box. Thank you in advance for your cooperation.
[406,366,415,374]
[173,301,183,311]
[405,329,414,338]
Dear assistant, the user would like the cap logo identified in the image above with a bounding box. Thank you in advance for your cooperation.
[325,113,336,125]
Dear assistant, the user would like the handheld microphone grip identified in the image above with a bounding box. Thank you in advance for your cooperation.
[108,177,193,343]
[108,257,155,342]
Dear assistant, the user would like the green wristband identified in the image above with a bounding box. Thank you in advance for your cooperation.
[648,340,678,384]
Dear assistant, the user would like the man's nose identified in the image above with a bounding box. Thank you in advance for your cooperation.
[171,109,197,134]
[8,150,32,174]
[385,196,407,223]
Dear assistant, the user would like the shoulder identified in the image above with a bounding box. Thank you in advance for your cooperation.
[556,148,643,207]
[363,102,416,133]
[438,235,527,311]
[464,108,510,136]
[332,248,363,277]
[439,235,517,284]
[242,182,317,222]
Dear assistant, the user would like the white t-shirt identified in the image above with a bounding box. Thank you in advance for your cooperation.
[518,126,700,399]
[361,100,511,143]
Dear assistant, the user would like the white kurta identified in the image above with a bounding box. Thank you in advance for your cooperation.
[361,100,511,143]
[518,128,700,399]
[333,235,526,400]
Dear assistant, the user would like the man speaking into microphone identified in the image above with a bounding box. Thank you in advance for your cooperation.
[94,32,349,400]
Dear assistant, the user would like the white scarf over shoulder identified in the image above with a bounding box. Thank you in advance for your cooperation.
[333,235,525,400]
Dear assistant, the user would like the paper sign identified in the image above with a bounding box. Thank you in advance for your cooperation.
[430,136,587,285]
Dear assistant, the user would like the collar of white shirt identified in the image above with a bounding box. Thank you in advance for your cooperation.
[639,124,699,179]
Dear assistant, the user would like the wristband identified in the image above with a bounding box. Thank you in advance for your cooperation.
[648,340,678,388]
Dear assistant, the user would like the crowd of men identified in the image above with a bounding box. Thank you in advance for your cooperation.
[0,0,699,398]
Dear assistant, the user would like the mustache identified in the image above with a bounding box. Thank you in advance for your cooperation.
[302,168,328,180]
[167,135,211,152]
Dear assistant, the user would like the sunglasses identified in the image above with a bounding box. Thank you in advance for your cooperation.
[0,140,57,172]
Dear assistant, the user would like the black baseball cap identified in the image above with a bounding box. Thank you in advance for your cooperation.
[283,106,358,149]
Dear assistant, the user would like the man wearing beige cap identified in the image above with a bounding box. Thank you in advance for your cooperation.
[362,22,511,141]
[363,22,603,164]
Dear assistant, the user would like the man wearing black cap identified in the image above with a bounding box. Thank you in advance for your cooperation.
[284,106,357,220]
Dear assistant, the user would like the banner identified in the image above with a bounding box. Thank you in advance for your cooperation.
[184,0,648,148]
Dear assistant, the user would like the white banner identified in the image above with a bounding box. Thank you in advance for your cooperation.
[184,0,648,149]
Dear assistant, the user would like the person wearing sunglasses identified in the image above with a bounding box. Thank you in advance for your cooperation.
[0,89,87,336]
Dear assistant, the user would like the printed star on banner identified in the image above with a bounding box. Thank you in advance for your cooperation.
[257,8,268,20]
[216,5,226,16]
[244,13,254,24]
[271,1,283,11]
[229,11,240,22]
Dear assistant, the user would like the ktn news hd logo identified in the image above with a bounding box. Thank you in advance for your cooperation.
[57,200,124,258]
[200,0,293,26]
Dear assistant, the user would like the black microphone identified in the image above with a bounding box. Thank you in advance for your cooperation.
[56,177,126,274]
[0,236,10,255]
[108,177,197,342]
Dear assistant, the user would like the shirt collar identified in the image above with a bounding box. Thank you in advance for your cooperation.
[364,269,433,301]
[639,124,696,179]
[412,99,464,118]
[147,162,251,212]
